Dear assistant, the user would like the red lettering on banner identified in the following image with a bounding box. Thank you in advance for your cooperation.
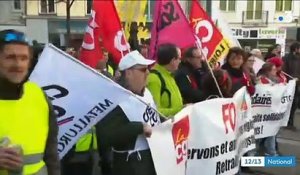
[222,103,236,134]
[172,116,190,164]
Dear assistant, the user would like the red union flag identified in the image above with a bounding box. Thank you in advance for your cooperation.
[149,0,196,60]
[96,0,130,64]
[79,0,130,66]
[79,8,102,68]
[172,115,189,164]
[190,0,230,65]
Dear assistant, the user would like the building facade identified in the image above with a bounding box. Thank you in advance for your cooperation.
[24,0,192,49]
[26,0,92,48]
[213,0,300,55]
[0,0,26,33]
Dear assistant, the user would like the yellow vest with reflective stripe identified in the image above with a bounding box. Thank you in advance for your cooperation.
[108,65,114,76]
[75,127,97,152]
[0,82,49,175]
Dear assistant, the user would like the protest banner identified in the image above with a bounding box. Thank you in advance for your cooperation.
[115,0,147,39]
[29,44,131,158]
[148,87,255,175]
[147,108,190,175]
[252,80,296,139]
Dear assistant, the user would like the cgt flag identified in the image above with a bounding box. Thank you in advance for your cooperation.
[79,6,102,68]
[149,0,196,60]
[80,0,130,67]
[94,0,130,64]
[190,0,230,65]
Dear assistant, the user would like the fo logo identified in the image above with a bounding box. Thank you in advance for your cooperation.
[172,116,190,164]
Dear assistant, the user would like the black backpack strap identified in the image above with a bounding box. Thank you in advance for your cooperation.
[150,69,171,107]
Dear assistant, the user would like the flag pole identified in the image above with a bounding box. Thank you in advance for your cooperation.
[122,29,131,53]
[179,0,223,98]
[282,71,295,80]
[195,40,224,98]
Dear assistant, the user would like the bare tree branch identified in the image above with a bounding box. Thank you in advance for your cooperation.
[69,0,75,8]
[55,0,65,4]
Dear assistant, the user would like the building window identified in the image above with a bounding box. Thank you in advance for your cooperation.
[246,0,263,20]
[40,0,56,14]
[13,0,21,10]
[276,0,292,11]
[86,0,92,15]
[220,0,236,11]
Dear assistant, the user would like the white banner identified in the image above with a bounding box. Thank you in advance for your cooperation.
[252,80,296,139]
[29,44,131,158]
[147,108,191,175]
[148,88,255,175]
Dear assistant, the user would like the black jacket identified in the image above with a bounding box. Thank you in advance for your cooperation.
[283,53,300,81]
[0,78,60,175]
[174,62,206,104]
[96,106,144,151]
[96,106,156,175]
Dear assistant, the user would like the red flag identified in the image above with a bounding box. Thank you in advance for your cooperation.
[149,0,196,60]
[79,7,102,68]
[96,0,130,64]
[79,0,130,67]
[190,0,230,65]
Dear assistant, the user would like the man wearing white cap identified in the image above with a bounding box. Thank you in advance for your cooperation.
[96,50,160,175]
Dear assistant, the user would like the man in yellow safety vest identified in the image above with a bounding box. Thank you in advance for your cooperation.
[0,29,60,175]
[61,127,97,175]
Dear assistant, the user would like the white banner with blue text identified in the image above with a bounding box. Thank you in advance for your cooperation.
[252,80,296,139]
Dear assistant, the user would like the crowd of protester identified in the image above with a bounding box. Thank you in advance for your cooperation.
[1,29,300,175]
[64,41,300,175]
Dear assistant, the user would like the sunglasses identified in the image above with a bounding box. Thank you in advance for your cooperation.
[0,32,28,43]
[132,67,149,73]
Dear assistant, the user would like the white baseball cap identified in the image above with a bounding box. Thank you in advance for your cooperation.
[119,50,155,71]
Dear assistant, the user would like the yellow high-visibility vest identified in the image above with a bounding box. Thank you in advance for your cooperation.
[108,65,114,76]
[75,127,97,152]
[0,82,49,175]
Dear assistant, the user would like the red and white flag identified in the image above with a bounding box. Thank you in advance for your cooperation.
[79,6,102,68]
[190,0,230,65]
[80,0,130,66]
[149,0,196,60]
[96,0,130,64]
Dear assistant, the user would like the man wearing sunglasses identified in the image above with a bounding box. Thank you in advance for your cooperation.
[0,30,60,175]
[96,51,160,175]
[175,47,208,104]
